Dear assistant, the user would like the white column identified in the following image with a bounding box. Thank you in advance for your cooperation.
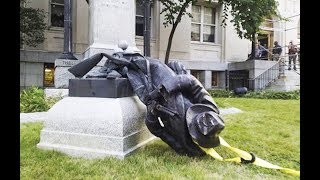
[199,70,212,89]
[84,0,141,58]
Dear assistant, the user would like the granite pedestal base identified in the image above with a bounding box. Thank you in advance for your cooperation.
[54,59,80,88]
[37,96,156,159]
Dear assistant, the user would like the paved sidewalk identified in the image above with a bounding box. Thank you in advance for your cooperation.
[220,107,243,116]
[20,107,242,124]
[20,112,48,124]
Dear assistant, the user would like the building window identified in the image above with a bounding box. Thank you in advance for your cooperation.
[212,71,218,87]
[191,70,201,81]
[191,5,216,43]
[44,63,55,87]
[136,1,152,36]
[51,0,64,28]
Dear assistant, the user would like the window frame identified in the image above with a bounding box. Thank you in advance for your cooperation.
[190,70,202,81]
[135,1,153,38]
[211,71,219,87]
[191,4,217,44]
[49,0,64,30]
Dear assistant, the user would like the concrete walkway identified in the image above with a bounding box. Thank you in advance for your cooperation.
[20,112,48,124]
[220,107,243,116]
[20,107,242,124]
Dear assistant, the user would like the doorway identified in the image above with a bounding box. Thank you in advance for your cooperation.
[258,31,273,60]
[44,63,55,87]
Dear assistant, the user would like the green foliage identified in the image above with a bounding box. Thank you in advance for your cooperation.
[20,0,47,47]
[217,0,282,59]
[158,0,281,63]
[46,96,63,109]
[21,99,299,179]
[244,90,300,99]
[20,87,62,113]
[20,86,49,113]
[159,0,197,27]
[209,89,235,98]
[209,89,300,100]
[218,0,280,41]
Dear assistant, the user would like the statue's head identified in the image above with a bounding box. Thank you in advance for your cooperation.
[186,104,225,148]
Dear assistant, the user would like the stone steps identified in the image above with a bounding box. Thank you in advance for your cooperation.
[266,69,300,91]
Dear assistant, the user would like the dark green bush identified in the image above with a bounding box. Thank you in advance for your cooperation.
[244,90,300,99]
[208,89,300,100]
[209,89,234,98]
[20,86,62,113]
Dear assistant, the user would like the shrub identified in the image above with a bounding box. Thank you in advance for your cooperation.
[243,89,300,99]
[209,89,234,98]
[20,86,62,113]
[208,89,300,100]
[46,96,62,109]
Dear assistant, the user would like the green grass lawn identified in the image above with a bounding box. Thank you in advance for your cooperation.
[21,98,300,179]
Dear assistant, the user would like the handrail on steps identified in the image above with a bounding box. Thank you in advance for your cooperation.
[248,59,282,91]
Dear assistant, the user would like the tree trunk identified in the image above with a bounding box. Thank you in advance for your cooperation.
[164,0,191,64]
[164,24,177,64]
[250,33,256,60]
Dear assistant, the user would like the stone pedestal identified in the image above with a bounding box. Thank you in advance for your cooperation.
[84,0,140,58]
[45,88,69,98]
[37,96,156,159]
[54,59,79,88]
[38,77,155,159]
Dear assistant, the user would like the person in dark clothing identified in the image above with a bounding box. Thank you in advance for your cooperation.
[260,44,268,60]
[272,41,282,61]
[288,41,298,70]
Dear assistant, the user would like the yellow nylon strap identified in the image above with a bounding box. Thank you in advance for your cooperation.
[199,136,300,177]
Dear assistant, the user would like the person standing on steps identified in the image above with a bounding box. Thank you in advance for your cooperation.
[288,40,298,70]
[272,41,282,61]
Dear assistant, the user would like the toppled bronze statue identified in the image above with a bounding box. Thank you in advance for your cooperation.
[68,45,225,157]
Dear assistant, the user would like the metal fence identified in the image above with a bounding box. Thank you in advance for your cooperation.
[228,70,249,91]
[248,61,280,90]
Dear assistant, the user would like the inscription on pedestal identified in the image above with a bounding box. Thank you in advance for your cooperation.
[97,0,129,10]
[55,59,79,67]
